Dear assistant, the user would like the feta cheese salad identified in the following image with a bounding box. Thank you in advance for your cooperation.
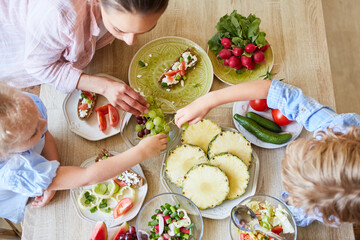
[238,201,294,240]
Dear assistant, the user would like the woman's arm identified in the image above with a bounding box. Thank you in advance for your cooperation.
[47,134,168,191]
[77,74,149,116]
[175,79,272,128]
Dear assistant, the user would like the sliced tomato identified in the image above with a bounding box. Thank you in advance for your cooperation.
[269,238,275,240]
[78,103,88,110]
[113,198,133,219]
[164,70,180,77]
[113,178,128,187]
[108,104,119,126]
[240,233,252,240]
[166,76,174,83]
[96,111,107,131]
[180,60,186,76]
[95,104,109,115]
[271,225,283,234]
[180,227,190,234]
[81,90,93,100]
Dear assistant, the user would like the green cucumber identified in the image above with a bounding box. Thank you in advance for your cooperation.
[245,112,282,133]
[234,114,292,144]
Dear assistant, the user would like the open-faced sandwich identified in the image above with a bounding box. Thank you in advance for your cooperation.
[159,48,198,88]
[78,90,97,120]
[95,149,145,188]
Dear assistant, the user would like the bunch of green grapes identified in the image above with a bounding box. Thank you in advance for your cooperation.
[135,96,171,139]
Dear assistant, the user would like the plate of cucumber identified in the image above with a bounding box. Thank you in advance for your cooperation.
[232,101,303,149]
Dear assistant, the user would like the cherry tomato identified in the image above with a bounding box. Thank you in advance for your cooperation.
[112,178,128,187]
[180,227,190,234]
[272,225,283,234]
[249,99,269,111]
[95,104,109,115]
[96,111,107,131]
[164,70,180,77]
[78,103,88,110]
[113,198,133,219]
[108,104,119,127]
[81,90,93,100]
[180,61,186,76]
[240,233,252,240]
[271,109,293,126]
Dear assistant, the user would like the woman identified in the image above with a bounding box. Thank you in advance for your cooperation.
[0,0,168,115]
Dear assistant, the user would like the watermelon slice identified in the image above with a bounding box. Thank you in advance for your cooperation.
[89,222,107,240]
[111,222,129,240]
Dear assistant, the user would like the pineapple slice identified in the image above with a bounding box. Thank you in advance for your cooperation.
[210,153,249,200]
[181,119,221,152]
[208,131,252,167]
[165,144,208,187]
[182,164,229,209]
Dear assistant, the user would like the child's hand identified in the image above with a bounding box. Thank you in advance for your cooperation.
[175,96,212,128]
[31,189,56,208]
[137,134,168,159]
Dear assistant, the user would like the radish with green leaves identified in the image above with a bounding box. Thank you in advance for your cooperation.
[228,56,241,69]
[241,55,252,66]
[221,37,232,48]
[259,44,270,52]
[218,48,232,59]
[245,43,257,53]
[253,51,265,63]
[232,47,243,56]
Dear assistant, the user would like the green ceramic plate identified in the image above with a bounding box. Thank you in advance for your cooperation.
[129,36,213,113]
[207,44,274,85]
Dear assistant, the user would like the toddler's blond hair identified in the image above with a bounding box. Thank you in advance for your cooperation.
[282,127,360,224]
[0,84,37,157]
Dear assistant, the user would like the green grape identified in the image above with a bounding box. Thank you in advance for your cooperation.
[155,108,165,118]
[150,129,157,136]
[155,125,163,133]
[153,117,162,126]
[145,121,154,130]
[182,122,189,130]
[146,96,155,104]
[164,125,170,133]
[135,124,143,132]
[148,110,157,119]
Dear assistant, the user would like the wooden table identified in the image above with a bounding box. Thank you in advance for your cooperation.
[23,0,355,239]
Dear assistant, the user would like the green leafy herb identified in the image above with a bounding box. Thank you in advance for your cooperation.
[179,57,184,62]
[161,82,168,87]
[138,60,146,67]
[259,67,276,80]
[208,10,267,55]
[187,55,192,61]
[81,93,88,99]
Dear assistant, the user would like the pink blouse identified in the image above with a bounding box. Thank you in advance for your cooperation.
[0,0,115,93]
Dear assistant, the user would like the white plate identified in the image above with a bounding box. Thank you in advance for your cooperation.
[62,73,125,141]
[70,151,148,228]
[232,101,303,149]
[160,127,260,220]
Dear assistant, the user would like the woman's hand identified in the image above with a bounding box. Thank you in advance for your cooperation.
[31,189,56,208]
[136,134,168,159]
[77,74,149,116]
[103,80,149,115]
[175,95,213,128]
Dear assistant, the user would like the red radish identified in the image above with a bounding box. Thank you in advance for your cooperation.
[234,64,242,70]
[221,37,232,48]
[218,48,232,59]
[228,56,241,68]
[245,43,257,53]
[244,60,255,70]
[180,227,190,234]
[253,50,265,63]
[259,44,270,52]
[223,58,230,66]
[232,47,243,56]
[241,55,252,66]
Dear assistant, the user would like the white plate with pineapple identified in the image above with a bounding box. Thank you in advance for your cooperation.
[70,151,148,228]
[160,119,260,219]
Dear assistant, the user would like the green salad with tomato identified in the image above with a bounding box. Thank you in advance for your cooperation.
[238,201,294,240]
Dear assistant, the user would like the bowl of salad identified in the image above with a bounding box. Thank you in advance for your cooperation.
[136,192,204,240]
[120,96,181,153]
[230,194,297,240]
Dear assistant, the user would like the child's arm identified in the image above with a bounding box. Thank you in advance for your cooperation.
[41,131,59,161]
[46,134,168,191]
[175,80,272,128]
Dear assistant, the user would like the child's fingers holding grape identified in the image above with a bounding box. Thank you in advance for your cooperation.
[137,133,168,159]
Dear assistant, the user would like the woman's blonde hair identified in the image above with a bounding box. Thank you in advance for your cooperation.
[0,84,37,157]
[282,126,360,224]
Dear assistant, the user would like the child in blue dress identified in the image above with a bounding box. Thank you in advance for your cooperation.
[0,84,167,223]
[175,79,360,226]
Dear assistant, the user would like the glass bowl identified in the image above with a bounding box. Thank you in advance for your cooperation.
[136,193,204,240]
[120,97,181,153]
[230,194,297,240]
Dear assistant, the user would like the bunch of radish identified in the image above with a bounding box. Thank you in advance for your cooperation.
[217,37,269,71]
